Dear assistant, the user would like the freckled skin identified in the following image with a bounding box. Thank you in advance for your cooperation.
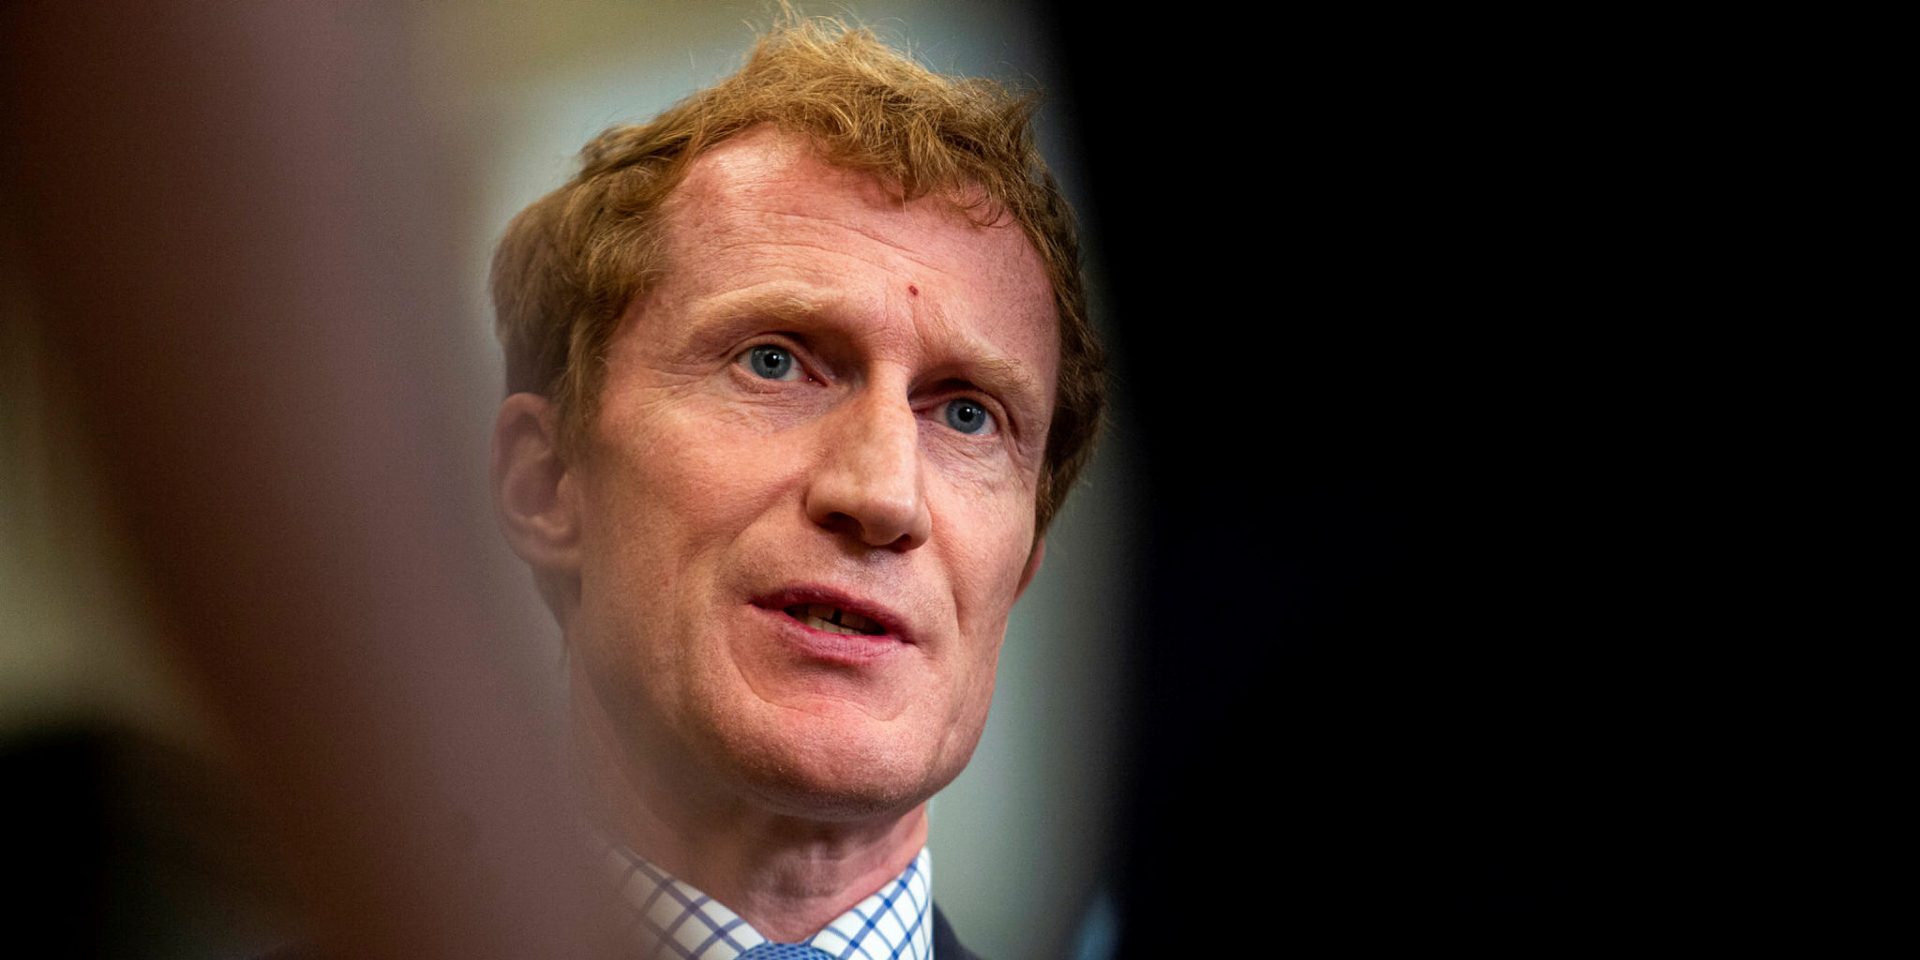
[565,126,1059,820]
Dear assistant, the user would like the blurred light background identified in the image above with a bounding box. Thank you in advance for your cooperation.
[422,9,1136,955]
[412,8,1133,952]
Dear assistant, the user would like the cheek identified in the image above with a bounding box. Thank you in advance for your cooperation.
[590,407,792,553]
[575,404,813,651]
[942,497,1035,663]
[945,464,1038,573]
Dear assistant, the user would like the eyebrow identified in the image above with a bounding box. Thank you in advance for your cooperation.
[686,286,828,329]
[941,346,1045,417]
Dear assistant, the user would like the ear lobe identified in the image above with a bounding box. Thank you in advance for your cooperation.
[1014,536,1046,601]
[491,392,580,574]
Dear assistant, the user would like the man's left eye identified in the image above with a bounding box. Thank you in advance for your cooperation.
[741,344,802,381]
[943,399,995,435]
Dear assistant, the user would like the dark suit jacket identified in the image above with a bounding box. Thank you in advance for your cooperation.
[931,901,982,960]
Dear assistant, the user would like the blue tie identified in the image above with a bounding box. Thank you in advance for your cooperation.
[738,944,835,959]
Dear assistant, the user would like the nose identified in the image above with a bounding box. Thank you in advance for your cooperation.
[804,390,931,551]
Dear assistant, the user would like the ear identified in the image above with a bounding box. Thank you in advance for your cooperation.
[490,392,580,575]
[1014,536,1046,601]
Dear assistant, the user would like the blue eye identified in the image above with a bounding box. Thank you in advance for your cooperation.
[743,345,799,380]
[944,399,994,435]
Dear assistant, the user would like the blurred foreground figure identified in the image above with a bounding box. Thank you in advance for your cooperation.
[487,15,1104,959]
[5,4,603,958]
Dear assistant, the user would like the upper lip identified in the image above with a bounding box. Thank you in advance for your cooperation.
[750,583,917,644]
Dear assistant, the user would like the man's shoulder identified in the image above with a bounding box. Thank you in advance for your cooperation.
[931,900,983,960]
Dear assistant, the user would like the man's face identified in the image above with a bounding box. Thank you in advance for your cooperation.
[563,127,1057,818]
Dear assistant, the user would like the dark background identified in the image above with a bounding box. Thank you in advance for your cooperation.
[1042,8,1640,950]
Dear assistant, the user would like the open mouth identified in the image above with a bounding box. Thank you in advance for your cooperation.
[752,586,911,647]
[783,603,886,637]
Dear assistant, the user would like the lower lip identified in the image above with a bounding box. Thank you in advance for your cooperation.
[749,604,906,665]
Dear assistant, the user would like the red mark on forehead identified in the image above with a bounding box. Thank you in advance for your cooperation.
[907,284,919,296]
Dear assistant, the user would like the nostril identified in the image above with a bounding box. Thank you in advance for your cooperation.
[813,507,923,551]
[818,509,884,546]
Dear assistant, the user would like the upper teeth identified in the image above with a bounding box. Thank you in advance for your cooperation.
[788,603,882,636]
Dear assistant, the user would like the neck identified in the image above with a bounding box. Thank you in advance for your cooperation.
[570,662,928,942]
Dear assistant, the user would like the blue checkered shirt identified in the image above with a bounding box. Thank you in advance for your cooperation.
[602,841,935,960]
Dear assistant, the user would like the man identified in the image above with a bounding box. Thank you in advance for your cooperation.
[488,17,1104,958]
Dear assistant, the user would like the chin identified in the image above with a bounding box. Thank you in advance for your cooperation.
[700,708,965,822]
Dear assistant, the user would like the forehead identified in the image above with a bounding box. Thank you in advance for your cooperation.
[654,127,1059,398]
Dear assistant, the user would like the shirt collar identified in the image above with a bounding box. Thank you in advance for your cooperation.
[601,840,935,960]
